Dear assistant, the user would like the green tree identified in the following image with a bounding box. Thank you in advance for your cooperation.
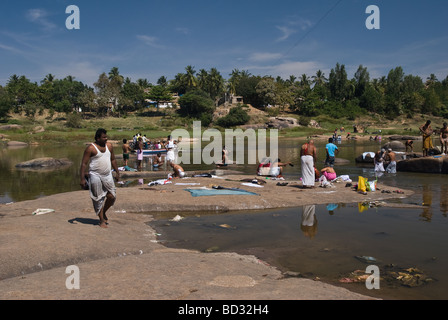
[177,90,215,124]
[0,86,12,120]
[353,65,370,98]
[6,75,39,112]
[312,70,327,87]
[256,77,277,106]
[146,85,173,108]
[156,76,167,87]
[328,63,349,101]
[121,77,146,112]
[384,67,404,117]
[184,65,197,88]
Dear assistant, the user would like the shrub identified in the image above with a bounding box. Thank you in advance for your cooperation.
[66,112,82,128]
[215,105,250,128]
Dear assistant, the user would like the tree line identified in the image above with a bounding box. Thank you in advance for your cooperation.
[1,64,447,126]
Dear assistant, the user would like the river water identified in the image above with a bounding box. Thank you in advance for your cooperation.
[1,137,447,299]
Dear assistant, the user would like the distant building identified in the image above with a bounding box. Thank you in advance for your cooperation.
[219,93,244,106]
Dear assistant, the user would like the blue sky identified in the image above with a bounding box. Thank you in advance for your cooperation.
[1,0,447,87]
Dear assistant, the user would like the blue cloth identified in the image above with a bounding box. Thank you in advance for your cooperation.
[185,188,258,197]
[326,143,338,157]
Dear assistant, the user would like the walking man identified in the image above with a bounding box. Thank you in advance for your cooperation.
[80,128,119,228]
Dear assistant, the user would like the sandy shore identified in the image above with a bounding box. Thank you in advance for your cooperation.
[0,173,414,300]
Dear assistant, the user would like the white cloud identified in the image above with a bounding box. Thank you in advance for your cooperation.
[243,60,325,78]
[175,27,190,35]
[249,52,283,62]
[275,16,313,42]
[136,35,165,49]
[26,9,56,31]
[276,26,296,42]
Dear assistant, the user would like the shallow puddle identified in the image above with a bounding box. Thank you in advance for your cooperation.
[148,202,448,300]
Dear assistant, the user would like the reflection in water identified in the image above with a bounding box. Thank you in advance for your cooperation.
[421,185,433,221]
[441,184,448,218]
[300,205,317,239]
[326,203,338,215]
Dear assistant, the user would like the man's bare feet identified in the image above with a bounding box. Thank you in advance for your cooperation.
[99,221,108,228]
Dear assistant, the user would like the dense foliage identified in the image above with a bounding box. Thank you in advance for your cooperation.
[1,64,447,123]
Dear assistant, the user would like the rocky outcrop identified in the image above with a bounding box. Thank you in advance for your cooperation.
[388,135,420,141]
[397,155,448,174]
[266,117,300,129]
[383,141,406,151]
[15,157,73,170]
[356,151,407,164]
[7,141,28,147]
[0,124,23,130]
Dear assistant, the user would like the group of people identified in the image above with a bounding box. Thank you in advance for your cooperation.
[122,134,178,171]
[80,121,448,228]
[80,129,184,228]
[299,138,339,188]
[419,120,448,156]
[374,148,397,174]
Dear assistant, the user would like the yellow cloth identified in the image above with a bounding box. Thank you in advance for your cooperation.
[423,135,433,150]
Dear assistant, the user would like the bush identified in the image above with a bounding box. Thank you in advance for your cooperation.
[215,105,250,128]
[66,112,82,128]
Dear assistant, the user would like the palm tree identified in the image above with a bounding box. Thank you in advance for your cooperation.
[208,68,225,104]
[197,69,209,90]
[156,76,167,87]
[41,74,56,85]
[299,74,311,88]
[184,65,197,88]
[64,75,75,82]
[137,78,151,89]
[286,75,297,86]
[312,70,327,87]
[425,74,438,87]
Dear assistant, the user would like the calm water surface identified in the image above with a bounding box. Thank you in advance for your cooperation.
[1,138,447,299]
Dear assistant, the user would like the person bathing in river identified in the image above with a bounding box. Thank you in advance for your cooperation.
[384,149,397,173]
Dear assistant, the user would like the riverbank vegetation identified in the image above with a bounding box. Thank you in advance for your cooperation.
[1,63,447,144]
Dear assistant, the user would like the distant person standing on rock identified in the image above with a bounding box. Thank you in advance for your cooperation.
[80,128,119,229]
[440,122,448,154]
[122,139,132,166]
[419,120,433,156]
[300,140,317,188]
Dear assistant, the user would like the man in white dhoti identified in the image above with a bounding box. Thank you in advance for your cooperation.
[80,128,120,228]
[300,140,317,188]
